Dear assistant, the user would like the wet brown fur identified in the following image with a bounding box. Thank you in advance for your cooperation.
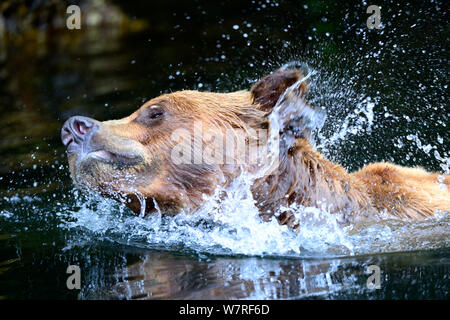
[66,69,449,229]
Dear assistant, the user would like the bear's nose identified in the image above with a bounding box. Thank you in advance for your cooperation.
[61,116,98,152]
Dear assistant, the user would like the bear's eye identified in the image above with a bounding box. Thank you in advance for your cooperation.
[135,105,166,125]
[148,108,164,119]
[144,105,165,120]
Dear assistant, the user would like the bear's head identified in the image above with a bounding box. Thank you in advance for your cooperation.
[61,69,322,216]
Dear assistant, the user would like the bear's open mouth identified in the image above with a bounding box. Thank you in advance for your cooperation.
[88,149,144,167]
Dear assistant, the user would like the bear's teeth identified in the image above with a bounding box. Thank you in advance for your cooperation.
[89,150,112,160]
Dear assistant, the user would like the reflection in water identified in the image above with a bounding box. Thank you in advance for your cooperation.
[91,255,354,299]
[84,249,449,300]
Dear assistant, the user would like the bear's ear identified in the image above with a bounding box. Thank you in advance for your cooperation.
[250,69,308,112]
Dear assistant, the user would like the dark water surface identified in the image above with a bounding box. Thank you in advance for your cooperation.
[0,0,448,299]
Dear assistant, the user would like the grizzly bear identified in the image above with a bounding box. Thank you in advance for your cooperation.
[61,68,449,230]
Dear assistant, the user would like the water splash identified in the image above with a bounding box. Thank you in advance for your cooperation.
[49,175,448,258]
[253,62,326,179]
[137,194,146,218]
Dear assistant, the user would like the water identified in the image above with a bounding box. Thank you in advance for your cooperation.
[0,0,448,299]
